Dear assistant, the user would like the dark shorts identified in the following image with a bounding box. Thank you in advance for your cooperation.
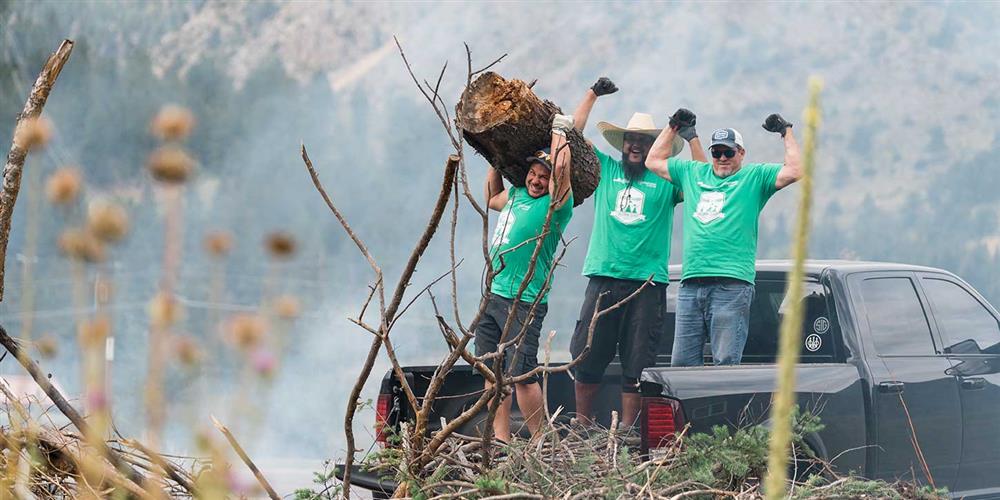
[570,276,667,383]
[473,294,548,384]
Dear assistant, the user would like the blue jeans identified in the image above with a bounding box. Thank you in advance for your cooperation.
[671,278,755,366]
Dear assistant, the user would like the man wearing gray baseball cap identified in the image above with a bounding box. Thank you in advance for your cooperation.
[645,112,802,366]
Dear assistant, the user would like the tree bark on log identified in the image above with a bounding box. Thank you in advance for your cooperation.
[0,39,74,301]
[456,72,599,206]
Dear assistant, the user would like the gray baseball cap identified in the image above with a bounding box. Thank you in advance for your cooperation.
[710,128,745,149]
[525,147,553,170]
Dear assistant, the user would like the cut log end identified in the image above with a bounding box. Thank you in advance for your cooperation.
[456,72,600,205]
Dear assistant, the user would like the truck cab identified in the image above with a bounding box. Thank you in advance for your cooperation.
[641,260,1000,498]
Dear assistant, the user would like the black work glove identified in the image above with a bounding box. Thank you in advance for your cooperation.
[669,108,698,141]
[762,113,793,137]
[590,77,618,97]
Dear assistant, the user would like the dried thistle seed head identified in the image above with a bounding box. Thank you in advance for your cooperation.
[14,116,53,151]
[251,349,277,378]
[149,292,183,328]
[45,167,82,205]
[87,201,129,243]
[148,146,195,184]
[151,105,195,141]
[273,294,301,320]
[58,227,106,263]
[264,232,296,259]
[78,316,111,347]
[227,313,267,349]
[203,231,233,257]
[36,335,58,358]
[174,335,203,367]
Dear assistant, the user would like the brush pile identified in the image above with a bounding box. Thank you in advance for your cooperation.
[0,399,200,498]
[359,413,946,500]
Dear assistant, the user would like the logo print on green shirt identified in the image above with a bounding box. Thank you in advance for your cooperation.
[491,205,515,247]
[693,191,726,224]
[611,186,646,224]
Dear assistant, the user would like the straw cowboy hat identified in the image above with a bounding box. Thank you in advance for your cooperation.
[596,112,684,158]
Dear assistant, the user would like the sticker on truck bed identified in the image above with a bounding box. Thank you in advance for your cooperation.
[813,316,830,334]
[805,334,822,352]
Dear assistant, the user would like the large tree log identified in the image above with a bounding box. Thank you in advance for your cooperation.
[456,72,599,206]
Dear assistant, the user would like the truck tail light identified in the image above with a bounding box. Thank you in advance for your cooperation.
[375,393,392,446]
[641,397,685,454]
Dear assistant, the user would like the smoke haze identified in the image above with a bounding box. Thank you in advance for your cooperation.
[0,0,998,487]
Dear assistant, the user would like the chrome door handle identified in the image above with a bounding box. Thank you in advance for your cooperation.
[961,377,987,390]
[878,381,905,394]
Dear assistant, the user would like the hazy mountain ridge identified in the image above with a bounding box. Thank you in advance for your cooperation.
[139,2,999,209]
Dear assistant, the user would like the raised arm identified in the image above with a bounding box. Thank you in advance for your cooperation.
[647,108,699,180]
[572,77,618,132]
[646,125,678,181]
[688,137,707,163]
[485,165,508,211]
[550,114,574,208]
[762,113,802,189]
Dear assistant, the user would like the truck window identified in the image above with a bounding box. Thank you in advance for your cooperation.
[921,278,1000,352]
[661,278,838,364]
[859,277,936,355]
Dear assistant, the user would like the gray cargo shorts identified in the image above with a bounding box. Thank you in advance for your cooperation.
[473,294,548,384]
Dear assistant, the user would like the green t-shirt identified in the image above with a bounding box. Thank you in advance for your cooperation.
[489,186,574,303]
[582,147,682,283]
[667,158,783,283]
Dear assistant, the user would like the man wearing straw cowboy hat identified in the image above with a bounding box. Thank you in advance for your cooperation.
[568,78,706,429]
[645,111,802,367]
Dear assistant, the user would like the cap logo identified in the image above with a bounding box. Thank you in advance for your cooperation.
[713,130,729,140]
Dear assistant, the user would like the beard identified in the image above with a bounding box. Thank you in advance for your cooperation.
[622,154,646,180]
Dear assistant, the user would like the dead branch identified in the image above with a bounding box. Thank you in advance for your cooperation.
[304,149,458,496]
[0,324,148,487]
[123,438,197,496]
[389,261,462,331]
[0,39,74,301]
[301,144,383,285]
[211,415,280,500]
[507,277,653,385]
[429,294,495,384]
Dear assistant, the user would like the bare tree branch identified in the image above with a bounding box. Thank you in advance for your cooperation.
[357,275,383,325]
[507,277,653,385]
[0,39,74,301]
[305,150,458,497]
[211,415,280,500]
[0,324,147,486]
[389,260,463,331]
[301,144,383,285]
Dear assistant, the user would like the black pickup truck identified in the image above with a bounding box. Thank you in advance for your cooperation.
[343,261,1000,499]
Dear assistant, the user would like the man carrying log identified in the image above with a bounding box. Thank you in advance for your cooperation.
[476,114,575,443]
[645,112,802,367]
[568,78,707,429]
